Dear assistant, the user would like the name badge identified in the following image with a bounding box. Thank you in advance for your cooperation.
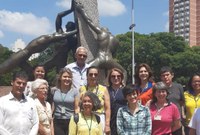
[154,115,161,120]
[61,107,65,114]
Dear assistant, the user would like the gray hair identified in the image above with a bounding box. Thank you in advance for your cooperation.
[75,46,88,54]
[152,81,169,104]
[81,91,101,111]
[32,79,49,94]
[153,81,168,91]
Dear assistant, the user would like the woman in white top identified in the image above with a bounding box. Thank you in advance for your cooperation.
[24,64,46,97]
[32,79,54,135]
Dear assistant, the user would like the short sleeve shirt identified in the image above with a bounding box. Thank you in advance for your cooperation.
[53,87,79,119]
[65,62,89,89]
[188,108,200,135]
[150,103,180,135]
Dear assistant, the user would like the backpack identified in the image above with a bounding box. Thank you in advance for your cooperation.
[73,113,100,124]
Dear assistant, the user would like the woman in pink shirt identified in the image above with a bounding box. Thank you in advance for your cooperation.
[150,82,181,135]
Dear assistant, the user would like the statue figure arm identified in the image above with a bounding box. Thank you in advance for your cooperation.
[0,28,77,75]
[75,2,102,34]
[25,30,77,54]
[55,2,74,33]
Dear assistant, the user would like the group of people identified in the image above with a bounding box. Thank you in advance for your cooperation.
[0,46,200,135]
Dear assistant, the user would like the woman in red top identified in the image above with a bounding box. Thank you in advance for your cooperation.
[150,82,181,135]
[135,63,154,105]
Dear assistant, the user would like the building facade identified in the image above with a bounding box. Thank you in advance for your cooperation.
[169,0,200,46]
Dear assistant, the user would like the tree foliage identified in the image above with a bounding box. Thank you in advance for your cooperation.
[115,32,200,86]
[0,45,15,85]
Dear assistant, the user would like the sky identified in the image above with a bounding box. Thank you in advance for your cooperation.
[0,0,169,50]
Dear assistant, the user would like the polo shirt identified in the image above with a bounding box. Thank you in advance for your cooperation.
[150,103,180,135]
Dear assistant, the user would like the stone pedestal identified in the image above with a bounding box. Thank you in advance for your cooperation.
[74,0,99,62]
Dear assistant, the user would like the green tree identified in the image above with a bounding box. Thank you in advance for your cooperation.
[0,45,15,85]
[115,32,200,85]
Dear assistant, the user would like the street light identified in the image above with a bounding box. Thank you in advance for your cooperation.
[129,0,135,84]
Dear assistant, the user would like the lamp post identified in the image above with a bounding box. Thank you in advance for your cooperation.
[129,0,135,84]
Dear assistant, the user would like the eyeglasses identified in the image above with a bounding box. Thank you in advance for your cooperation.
[38,87,48,91]
[88,73,98,77]
[111,75,121,79]
[78,54,87,58]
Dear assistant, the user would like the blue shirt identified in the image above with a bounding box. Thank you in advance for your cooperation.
[117,104,152,135]
[65,62,89,89]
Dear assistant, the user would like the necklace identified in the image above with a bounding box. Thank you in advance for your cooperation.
[83,113,93,135]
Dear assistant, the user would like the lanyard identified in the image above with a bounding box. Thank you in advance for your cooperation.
[60,91,68,104]
[79,70,83,80]
[83,113,93,135]
[155,103,165,115]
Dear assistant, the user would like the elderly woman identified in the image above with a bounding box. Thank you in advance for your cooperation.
[184,73,200,134]
[117,84,151,135]
[107,68,127,135]
[150,82,181,135]
[79,66,111,135]
[69,91,103,135]
[32,78,54,135]
[52,68,79,135]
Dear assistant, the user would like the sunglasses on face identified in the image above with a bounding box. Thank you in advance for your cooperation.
[111,75,121,79]
[88,73,98,77]
[78,54,87,58]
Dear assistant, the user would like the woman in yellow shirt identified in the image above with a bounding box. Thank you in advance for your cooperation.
[184,73,200,134]
[69,92,103,135]
[79,66,111,135]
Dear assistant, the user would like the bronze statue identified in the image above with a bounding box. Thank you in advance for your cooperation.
[0,31,77,74]
[75,2,127,82]
[45,0,78,71]
[0,0,78,74]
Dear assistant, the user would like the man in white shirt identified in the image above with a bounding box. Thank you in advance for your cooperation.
[0,71,39,135]
[65,46,90,89]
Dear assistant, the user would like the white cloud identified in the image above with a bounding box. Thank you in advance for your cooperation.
[164,21,169,32]
[163,11,169,16]
[56,0,71,9]
[56,0,126,17]
[0,30,4,38]
[163,11,169,32]
[11,38,26,52]
[98,0,126,16]
[0,10,52,36]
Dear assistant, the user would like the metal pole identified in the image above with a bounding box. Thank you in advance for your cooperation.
[131,0,135,84]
